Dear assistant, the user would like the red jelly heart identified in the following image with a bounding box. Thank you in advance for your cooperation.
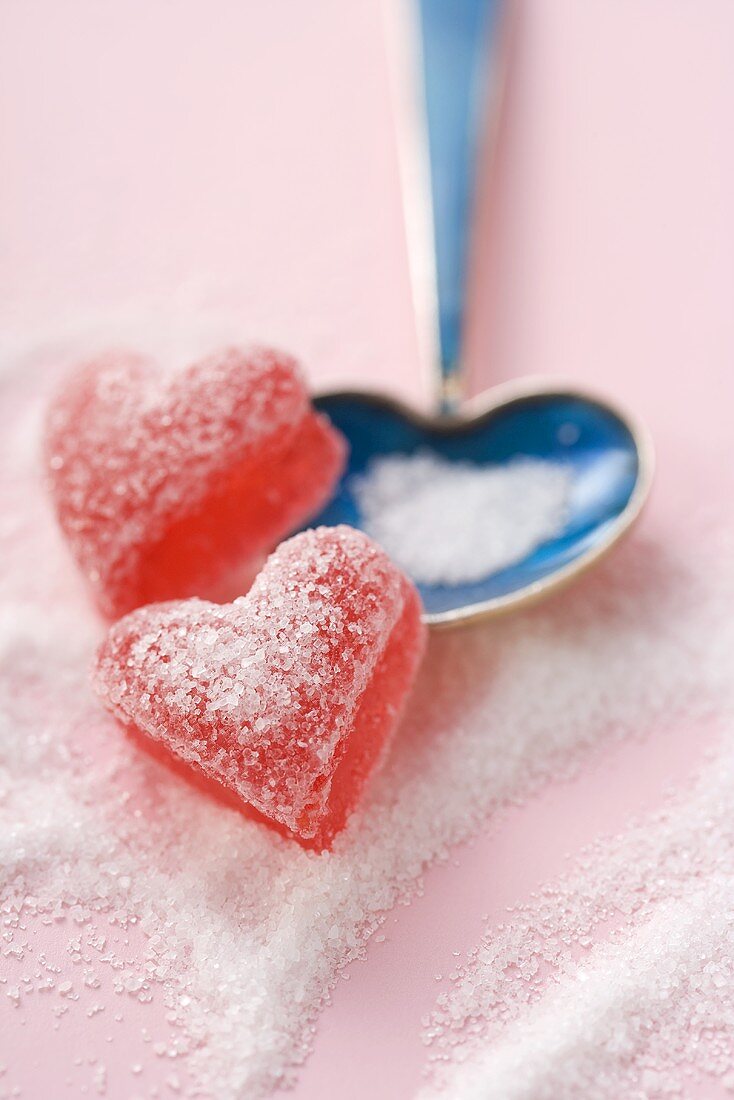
[92,526,426,847]
[44,346,346,617]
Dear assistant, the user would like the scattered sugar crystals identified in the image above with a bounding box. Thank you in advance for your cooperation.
[419,740,734,1099]
[3,353,734,1097]
[353,451,571,585]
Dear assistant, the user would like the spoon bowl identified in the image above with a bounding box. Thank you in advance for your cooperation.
[308,378,654,627]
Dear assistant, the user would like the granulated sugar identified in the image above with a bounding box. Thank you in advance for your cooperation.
[418,741,734,1099]
[2,350,734,1098]
[353,451,571,585]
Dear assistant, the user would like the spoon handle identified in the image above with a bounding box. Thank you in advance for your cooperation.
[416,0,503,411]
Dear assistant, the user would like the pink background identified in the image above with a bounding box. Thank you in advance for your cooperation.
[2,1,734,1097]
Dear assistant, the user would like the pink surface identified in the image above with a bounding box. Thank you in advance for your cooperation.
[0,0,423,401]
[2,1,734,1098]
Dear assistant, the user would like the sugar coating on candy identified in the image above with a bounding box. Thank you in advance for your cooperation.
[44,346,347,616]
[5,355,734,1098]
[92,525,426,845]
[353,451,571,585]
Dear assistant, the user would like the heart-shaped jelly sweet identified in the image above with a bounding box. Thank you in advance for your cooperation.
[92,525,426,847]
[45,346,346,617]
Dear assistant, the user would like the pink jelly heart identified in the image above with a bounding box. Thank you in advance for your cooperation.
[44,346,347,617]
[92,525,426,847]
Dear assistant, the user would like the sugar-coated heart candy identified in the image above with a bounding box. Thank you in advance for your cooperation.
[92,525,427,846]
[45,347,347,617]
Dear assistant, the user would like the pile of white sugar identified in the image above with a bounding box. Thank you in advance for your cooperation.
[353,451,571,585]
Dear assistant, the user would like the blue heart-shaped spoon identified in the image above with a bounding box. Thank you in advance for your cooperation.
[307,0,653,627]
